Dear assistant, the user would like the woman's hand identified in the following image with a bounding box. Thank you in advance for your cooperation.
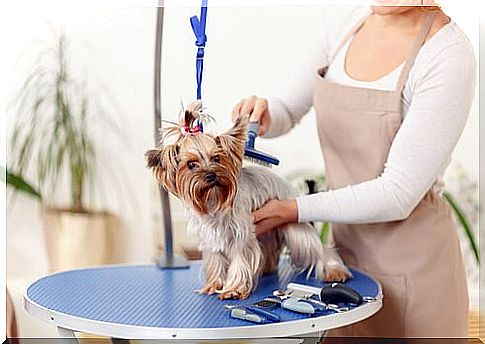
[232,95,271,136]
[252,199,298,236]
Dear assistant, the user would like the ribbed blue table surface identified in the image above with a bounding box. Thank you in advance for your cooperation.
[26,262,379,329]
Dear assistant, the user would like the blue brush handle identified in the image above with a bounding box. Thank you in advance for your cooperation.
[246,121,259,149]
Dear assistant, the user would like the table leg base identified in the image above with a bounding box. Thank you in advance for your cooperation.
[156,254,190,269]
[57,327,79,344]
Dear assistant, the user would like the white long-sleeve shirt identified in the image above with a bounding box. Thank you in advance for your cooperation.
[264,7,476,224]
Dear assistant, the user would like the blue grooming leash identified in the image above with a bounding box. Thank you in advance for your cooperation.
[190,0,208,131]
[190,0,207,101]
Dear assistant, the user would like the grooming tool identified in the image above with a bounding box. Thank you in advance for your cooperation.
[229,307,269,324]
[287,282,364,306]
[292,295,349,313]
[251,296,326,316]
[321,283,363,305]
[251,298,281,311]
[225,303,280,323]
[244,305,281,323]
[266,292,318,315]
[244,121,280,167]
[273,288,349,314]
[281,297,324,315]
[273,289,313,300]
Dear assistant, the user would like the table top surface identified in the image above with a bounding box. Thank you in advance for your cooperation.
[24,262,382,339]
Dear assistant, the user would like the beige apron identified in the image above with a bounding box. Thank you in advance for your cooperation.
[315,12,469,338]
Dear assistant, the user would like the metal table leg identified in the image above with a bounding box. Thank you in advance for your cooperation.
[300,330,325,344]
[57,327,79,344]
[111,339,130,344]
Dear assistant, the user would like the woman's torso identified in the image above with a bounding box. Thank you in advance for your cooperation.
[313,9,470,337]
[323,10,457,194]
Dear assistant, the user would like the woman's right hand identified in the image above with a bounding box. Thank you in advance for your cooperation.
[231,95,271,136]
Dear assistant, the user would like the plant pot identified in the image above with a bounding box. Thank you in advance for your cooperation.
[43,207,119,272]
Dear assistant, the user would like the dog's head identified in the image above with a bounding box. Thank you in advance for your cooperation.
[146,103,248,215]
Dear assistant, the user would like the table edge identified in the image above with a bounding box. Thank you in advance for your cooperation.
[23,265,383,339]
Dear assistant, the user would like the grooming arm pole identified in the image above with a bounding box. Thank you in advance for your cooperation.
[154,1,189,269]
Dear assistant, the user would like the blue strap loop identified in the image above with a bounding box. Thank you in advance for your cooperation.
[190,16,207,47]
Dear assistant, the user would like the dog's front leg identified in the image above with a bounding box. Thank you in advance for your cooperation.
[218,240,263,300]
[198,250,229,295]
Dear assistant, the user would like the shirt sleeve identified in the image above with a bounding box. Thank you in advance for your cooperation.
[296,41,476,224]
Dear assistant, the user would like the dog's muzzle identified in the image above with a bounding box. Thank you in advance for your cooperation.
[205,172,217,184]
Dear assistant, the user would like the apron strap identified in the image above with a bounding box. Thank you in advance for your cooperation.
[327,14,368,65]
[396,11,438,93]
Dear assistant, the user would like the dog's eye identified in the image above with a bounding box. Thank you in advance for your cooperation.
[211,156,220,164]
[187,161,198,170]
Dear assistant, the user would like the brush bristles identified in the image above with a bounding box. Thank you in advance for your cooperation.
[243,156,273,168]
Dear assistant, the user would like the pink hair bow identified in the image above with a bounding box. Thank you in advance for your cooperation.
[181,125,202,136]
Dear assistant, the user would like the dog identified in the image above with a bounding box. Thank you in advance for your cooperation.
[146,102,351,299]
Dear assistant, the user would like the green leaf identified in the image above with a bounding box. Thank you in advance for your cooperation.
[443,191,479,264]
[1,166,42,200]
[320,222,330,244]
[314,175,326,185]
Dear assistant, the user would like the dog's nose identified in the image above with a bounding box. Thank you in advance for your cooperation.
[205,172,217,183]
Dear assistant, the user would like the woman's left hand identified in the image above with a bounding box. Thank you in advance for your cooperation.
[252,199,298,236]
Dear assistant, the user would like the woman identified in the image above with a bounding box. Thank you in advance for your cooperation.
[232,1,476,338]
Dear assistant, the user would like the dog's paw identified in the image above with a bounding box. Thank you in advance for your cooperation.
[324,262,352,282]
[217,289,250,300]
[197,283,223,295]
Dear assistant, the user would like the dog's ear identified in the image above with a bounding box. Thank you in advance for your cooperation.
[145,144,179,195]
[146,149,162,168]
[215,114,249,166]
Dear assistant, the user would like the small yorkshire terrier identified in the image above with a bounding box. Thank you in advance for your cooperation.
[146,102,350,299]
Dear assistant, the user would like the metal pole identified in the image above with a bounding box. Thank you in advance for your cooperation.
[154,0,188,269]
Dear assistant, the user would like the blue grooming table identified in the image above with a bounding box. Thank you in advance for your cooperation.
[24,261,382,341]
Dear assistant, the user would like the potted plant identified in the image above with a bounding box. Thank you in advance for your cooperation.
[7,33,119,272]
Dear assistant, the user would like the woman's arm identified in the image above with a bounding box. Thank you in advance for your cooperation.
[296,41,476,224]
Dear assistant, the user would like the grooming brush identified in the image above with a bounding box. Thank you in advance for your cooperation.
[244,121,280,167]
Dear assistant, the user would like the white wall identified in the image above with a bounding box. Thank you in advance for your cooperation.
[5,2,479,337]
